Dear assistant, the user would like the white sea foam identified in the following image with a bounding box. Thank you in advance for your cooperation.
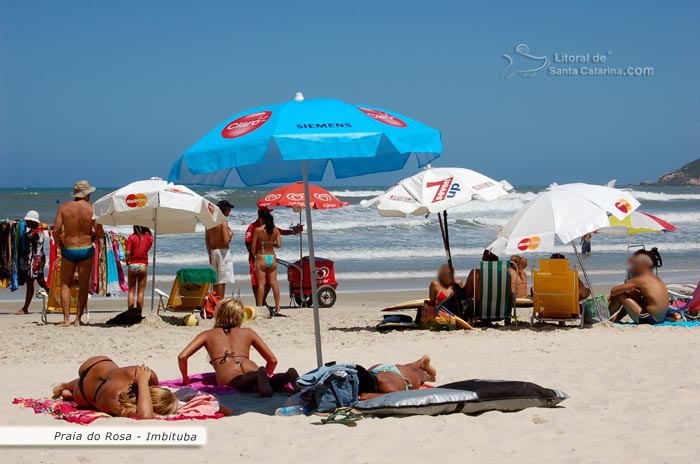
[329,189,386,198]
[631,190,700,201]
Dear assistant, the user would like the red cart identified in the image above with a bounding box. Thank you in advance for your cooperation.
[278,257,338,308]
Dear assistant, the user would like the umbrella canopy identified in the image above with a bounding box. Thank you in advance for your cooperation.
[361,167,512,269]
[361,167,512,217]
[169,93,441,187]
[94,178,225,311]
[169,93,442,367]
[488,183,640,256]
[94,178,223,234]
[258,182,349,210]
[596,211,677,236]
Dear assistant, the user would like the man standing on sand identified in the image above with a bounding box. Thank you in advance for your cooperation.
[244,207,302,306]
[609,254,669,324]
[53,180,104,326]
[205,200,235,297]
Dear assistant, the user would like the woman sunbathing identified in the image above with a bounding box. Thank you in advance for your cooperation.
[359,355,437,400]
[178,298,298,397]
[53,357,178,419]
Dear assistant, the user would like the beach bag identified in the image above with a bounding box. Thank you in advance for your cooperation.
[202,291,220,319]
[583,295,609,324]
[296,364,360,413]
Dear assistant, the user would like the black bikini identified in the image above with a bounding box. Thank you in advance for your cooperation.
[77,359,112,407]
[209,328,249,366]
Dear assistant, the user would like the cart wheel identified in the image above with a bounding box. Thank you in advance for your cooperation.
[293,295,305,307]
[318,286,337,308]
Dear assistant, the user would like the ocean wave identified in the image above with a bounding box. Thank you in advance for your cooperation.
[631,190,700,201]
[329,189,386,198]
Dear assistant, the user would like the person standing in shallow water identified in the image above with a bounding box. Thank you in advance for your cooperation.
[53,180,103,327]
[581,233,592,255]
[16,210,49,315]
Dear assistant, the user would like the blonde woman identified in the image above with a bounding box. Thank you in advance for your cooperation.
[178,298,298,397]
[53,356,178,419]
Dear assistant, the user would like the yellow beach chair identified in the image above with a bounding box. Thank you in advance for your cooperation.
[40,258,89,323]
[155,268,217,315]
[531,259,582,327]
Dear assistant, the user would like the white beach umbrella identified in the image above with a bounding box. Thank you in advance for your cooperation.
[488,183,640,256]
[362,166,512,268]
[93,177,225,311]
[487,183,640,319]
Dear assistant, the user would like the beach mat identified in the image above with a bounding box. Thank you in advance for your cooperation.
[615,320,700,327]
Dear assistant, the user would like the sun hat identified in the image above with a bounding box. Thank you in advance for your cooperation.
[71,180,96,198]
[23,210,40,223]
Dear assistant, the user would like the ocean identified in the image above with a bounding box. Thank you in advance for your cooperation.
[1,185,699,300]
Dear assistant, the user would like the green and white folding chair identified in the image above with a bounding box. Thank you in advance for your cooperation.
[475,261,514,324]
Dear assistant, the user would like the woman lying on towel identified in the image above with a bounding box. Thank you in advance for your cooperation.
[359,355,437,400]
[178,298,299,397]
[53,357,178,419]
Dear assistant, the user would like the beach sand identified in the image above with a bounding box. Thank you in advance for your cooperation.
[1,290,698,463]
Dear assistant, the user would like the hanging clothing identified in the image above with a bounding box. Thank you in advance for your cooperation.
[111,233,128,292]
[25,226,47,279]
[105,234,121,296]
[9,223,19,291]
[0,222,12,288]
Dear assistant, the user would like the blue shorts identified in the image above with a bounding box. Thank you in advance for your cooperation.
[62,245,94,263]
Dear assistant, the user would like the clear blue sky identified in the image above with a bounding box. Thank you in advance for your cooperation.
[1,0,698,188]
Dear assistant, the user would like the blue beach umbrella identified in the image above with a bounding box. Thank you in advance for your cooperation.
[169,92,442,366]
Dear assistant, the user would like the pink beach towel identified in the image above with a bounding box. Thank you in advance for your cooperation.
[159,372,240,396]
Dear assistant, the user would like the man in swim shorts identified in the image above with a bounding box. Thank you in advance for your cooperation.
[53,180,104,326]
[206,200,235,297]
[244,207,302,306]
[609,254,669,325]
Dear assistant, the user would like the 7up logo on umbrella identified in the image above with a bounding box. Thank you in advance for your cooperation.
[426,177,461,203]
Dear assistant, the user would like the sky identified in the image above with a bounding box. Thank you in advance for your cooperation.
[0,0,698,188]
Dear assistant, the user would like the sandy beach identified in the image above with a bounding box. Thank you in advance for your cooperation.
[1,290,699,463]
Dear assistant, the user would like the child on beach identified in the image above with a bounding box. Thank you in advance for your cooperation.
[178,298,298,397]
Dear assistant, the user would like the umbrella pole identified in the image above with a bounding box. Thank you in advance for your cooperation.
[150,209,158,313]
[299,210,304,308]
[302,161,323,367]
[438,211,453,276]
[571,241,602,322]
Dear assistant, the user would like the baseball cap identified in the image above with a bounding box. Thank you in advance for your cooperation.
[217,200,234,209]
[71,180,96,198]
[23,210,40,223]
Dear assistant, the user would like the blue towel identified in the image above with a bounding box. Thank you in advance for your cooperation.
[615,320,700,327]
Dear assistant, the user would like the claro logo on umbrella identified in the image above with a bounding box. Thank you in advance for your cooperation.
[615,199,632,213]
[221,111,272,138]
[358,107,407,127]
[517,236,541,251]
[125,193,147,208]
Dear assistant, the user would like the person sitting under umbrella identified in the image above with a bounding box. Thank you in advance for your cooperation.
[609,254,669,325]
[549,253,591,300]
[428,264,463,306]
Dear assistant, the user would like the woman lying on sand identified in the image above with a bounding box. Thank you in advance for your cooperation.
[53,356,178,419]
[178,298,298,397]
[359,356,437,400]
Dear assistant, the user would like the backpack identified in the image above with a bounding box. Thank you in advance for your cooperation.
[296,364,360,413]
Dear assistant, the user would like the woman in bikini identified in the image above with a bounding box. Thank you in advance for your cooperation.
[177,298,298,397]
[251,210,282,316]
[53,357,178,418]
[125,226,153,315]
[428,263,463,306]
[359,355,437,400]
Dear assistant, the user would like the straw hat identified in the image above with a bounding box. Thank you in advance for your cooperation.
[71,180,96,198]
[23,210,40,223]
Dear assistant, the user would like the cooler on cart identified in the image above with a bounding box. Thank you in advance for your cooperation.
[279,257,338,308]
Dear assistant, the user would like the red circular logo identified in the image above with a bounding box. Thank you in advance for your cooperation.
[517,236,541,251]
[125,193,147,208]
[221,110,272,138]
[615,199,631,214]
[358,107,407,128]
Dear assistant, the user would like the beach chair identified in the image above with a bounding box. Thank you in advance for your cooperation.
[40,258,89,324]
[472,261,514,324]
[668,283,700,321]
[155,268,217,315]
[532,259,581,327]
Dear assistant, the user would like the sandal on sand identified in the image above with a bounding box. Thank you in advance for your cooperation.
[320,408,362,426]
